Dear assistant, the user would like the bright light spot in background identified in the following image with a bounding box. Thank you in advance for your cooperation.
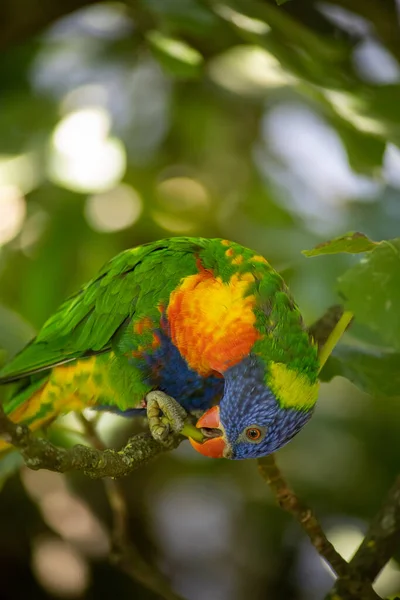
[326,523,364,562]
[32,537,90,598]
[40,490,110,556]
[0,153,41,194]
[325,524,400,596]
[353,38,400,84]
[374,559,400,597]
[0,185,26,245]
[152,211,197,233]
[215,4,270,34]
[157,176,210,211]
[53,108,109,152]
[259,103,379,232]
[22,468,110,558]
[48,107,126,193]
[152,175,210,233]
[208,46,295,96]
[21,468,67,502]
[85,184,143,232]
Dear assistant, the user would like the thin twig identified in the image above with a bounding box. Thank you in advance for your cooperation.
[351,475,400,579]
[318,311,354,372]
[258,455,381,600]
[78,413,186,600]
[308,305,347,349]
[258,454,348,577]
[306,304,354,372]
[306,306,399,599]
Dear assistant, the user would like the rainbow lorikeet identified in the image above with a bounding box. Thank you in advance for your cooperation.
[0,237,320,460]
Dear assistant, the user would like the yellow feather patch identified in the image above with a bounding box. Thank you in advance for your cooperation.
[232,255,244,265]
[0,355,119,453]
[251,255,269,264]
[8,356,115,426]
[268,362,319,410]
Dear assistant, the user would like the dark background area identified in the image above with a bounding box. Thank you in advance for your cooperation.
[0,1,400,598]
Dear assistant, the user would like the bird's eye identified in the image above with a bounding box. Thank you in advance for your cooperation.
[245,426,263,442]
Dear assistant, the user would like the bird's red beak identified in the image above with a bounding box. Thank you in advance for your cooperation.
[189,406,227,459]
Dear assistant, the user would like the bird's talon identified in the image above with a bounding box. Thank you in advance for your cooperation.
[152,424,169,442]
[145,390,187,445]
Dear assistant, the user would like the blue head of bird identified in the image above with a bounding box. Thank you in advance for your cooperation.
[189,355,319,459]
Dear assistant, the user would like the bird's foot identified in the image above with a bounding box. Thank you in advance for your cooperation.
[146,390,188,446]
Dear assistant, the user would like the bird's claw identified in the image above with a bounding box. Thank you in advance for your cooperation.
[146,390,187,446]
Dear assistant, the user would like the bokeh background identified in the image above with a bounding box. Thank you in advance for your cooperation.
[1,1,400,599]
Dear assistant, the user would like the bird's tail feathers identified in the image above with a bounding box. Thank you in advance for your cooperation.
[0,376,52,455]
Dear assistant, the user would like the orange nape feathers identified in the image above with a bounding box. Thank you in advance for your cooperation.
[167,267,260,376]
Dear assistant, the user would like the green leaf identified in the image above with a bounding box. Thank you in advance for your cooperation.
[320,345,400,400]
[147,31,203,78]
[302,232,379,257]
[338,239,400,350]
[276,0,291,5]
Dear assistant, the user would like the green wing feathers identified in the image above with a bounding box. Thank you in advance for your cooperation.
[0,238,202,383]
[0,249,140,382]
[0,237,206,451]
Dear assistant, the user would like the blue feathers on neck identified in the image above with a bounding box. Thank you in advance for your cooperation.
[144,328,224,411]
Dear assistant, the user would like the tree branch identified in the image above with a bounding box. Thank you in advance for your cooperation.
[0,403,182,478]
[308,305,353,351]
[326,476,400,599]
[258,455,348,577]
[351,476,400,580]
[255,306,385,600]
[258,454,381,600]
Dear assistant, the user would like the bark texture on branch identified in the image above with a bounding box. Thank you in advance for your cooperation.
[326,476,400,600]
[0,403,181,478]
[258,454,381,600]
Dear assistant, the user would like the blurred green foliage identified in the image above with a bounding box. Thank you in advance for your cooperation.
[1,0,400,599]
[339,240,400,350]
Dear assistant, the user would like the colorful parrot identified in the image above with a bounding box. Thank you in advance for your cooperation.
[0,237,320,460]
